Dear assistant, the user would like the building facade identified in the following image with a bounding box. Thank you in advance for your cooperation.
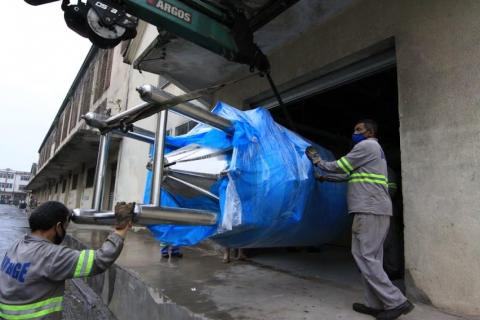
[0,169,31,204]
[27,0,480,317]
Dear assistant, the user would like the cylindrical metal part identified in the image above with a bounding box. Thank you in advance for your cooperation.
[82,112,108,130]
[105,101,153,125]
[92,134,110,211]
[139,205,217,225]
[71,209,117,225]
[71,206,217,226]
[151,110,168,206]
[111,129,155,144]
[138,84,234,134]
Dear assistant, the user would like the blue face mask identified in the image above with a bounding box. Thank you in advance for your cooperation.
[352,133,366,144]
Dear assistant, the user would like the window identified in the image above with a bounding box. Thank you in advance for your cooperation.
[175,120,198,136]
[86,167,96,188]
[71,174,78,190]
[21,175,30,181]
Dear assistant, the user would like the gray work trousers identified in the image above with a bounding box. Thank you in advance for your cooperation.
[351,213,407,309]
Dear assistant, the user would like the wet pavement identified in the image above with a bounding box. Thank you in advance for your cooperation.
[0,205,472,320]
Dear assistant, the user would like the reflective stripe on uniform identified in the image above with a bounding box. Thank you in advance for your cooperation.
[74,250,94,278]
[0,296,63,319]
[349,172,388,185]
[388,182,397,189]
[337,157,353,174]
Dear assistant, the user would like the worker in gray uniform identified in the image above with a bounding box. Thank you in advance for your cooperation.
[0,200,134,320]
[306,119,414,320]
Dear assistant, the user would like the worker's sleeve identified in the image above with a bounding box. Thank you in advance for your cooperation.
[47,233,124,281]
[315,142,374,175]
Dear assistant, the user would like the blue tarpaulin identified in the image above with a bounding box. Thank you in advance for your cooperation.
[144,102,348,248]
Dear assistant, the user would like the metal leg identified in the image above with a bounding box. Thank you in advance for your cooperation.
[151,110,168,206]
[92,134,111,211]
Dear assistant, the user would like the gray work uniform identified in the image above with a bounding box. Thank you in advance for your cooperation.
[314,138,406,309]
[0,233,124,319]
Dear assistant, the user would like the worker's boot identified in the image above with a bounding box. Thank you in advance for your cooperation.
[376,300,414,320]
[352,303,382,317]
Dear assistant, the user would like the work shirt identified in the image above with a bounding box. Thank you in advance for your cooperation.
[315,138,392,216]
[0,233,124,319]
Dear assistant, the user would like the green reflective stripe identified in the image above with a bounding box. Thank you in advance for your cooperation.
[74,250,94,277]
[74,250,86,277]
[0,297,63,311]
[0,306,63,320]
[349,178,388,185]
[0,297,63,320]
[85,250,95,276]
[350,172,387,180]
[336,159,350,174]
[340,157,354,172]
[388,183,397,189]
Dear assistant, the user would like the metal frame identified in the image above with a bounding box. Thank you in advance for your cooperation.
[72,83,234,227]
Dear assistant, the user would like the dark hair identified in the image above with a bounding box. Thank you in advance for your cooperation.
[358,119,378,137]
[29,201,70,232]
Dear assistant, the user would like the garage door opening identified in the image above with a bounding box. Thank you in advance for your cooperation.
[247,66,404,290]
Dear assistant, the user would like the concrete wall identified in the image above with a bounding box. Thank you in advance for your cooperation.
[215,0,480,316]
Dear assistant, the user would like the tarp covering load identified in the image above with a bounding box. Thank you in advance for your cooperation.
[144,101,348,248]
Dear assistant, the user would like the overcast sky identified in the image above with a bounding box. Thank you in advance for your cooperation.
[0,1,91,172]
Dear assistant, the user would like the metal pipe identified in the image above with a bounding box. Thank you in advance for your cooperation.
[137,84,234,134]
[111,128,155,144]
[71,209,116,226]
[139,205,217,225]
[92,134,110,211]
[105,101,153,125]
[71,206,217,226]
[151,110,168,206]
[165,175,219,201]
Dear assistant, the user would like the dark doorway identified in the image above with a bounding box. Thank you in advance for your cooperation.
[264,66,405,285]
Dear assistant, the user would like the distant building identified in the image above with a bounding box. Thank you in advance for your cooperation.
[0,168,31,204]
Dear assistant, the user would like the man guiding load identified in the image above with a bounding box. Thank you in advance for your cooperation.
[306,119,414,320]
[0,201,135,320]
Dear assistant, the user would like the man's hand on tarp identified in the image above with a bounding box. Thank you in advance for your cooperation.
[305,146,322,165]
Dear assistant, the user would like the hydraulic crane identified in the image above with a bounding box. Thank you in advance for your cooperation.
[23,0,299,74]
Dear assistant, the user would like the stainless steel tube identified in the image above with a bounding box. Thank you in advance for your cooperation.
[105,102,153,125]
[151,110,168,206]
[138,84,234,134]
[92,134,110,211]
[111,128,155,144]
[71,209,116,225]
[71,207,217,226]
[138,205,217,225]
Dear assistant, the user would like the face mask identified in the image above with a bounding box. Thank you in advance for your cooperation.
[352,133,366,144]
[53,223,66,245]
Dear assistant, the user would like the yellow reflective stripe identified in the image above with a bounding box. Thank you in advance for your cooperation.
[350,172,388,181]
[0,296,63,320]
[349,178,388,185]
[340,157,354,172]
[0,297,63,311]
[74,250,86,277]
[336,159,350,174]
[388,182,397,189]
[0,306,63,320]
[85,250,95,276]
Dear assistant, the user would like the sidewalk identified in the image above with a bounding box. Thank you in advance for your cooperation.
[68,224,469,320]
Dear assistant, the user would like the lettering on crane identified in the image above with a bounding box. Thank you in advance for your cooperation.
[146,0,192,24]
